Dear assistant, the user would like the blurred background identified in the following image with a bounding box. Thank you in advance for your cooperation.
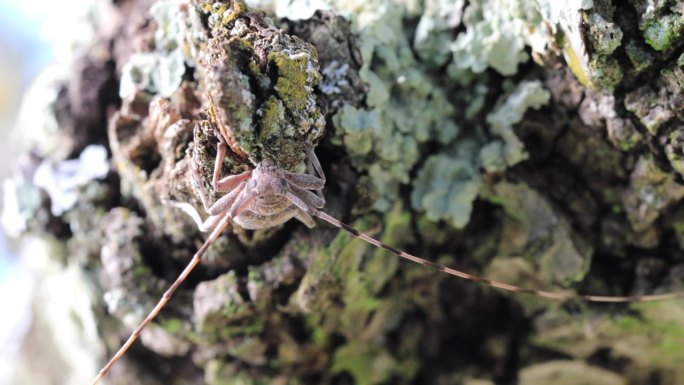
[0,1,65,383]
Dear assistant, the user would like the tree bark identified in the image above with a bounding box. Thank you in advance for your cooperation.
[6,1,684,385]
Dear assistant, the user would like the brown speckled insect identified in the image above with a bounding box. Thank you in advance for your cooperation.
[91,114,684,385]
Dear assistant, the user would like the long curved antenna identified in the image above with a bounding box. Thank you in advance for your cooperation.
[90,213,232,385]
[91,192,257,385]
[313,211,684,303]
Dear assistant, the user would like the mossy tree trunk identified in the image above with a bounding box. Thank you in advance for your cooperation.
[8,1,684,385]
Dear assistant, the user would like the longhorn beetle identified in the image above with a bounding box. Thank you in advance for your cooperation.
[91,108,684,385]
[91,2,684,384]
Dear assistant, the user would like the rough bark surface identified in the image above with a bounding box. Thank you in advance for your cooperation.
[5,1,684,385]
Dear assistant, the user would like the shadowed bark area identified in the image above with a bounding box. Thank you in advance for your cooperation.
[6,1,684,385]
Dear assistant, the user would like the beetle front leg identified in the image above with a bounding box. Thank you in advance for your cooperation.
[212,141,251,193]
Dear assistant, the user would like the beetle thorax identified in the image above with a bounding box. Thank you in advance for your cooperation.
[251,160,287,196]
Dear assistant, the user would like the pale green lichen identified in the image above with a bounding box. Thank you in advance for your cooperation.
[481,80,550,172]
[413,0,465,67]
[445,0,593,78]
[411,143,481,229]
[449,0,539,76]
[272,0,334,20]
[536,0,593,25]
[1,178,43,238]
[120,0,197,98]
[329,6,459,211]
[32,145,110,216]
[268,0,563,219]
[270,1,553,225]
[332,105,380,156]
[586,11,622,55]
[119,50,186,98]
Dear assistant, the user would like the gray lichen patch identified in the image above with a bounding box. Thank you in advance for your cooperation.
[606,117,644,151]
[100,208,196,356]
[519,361,627,385]
[530,301,684,382]
[624,85,675,135]
[193,270,254,338]
[623,156,684,233]
[108,90,203,243]
[119,0,200,99]
[586,11,623,55]
[665,128,684,176]
[485,182,592,285]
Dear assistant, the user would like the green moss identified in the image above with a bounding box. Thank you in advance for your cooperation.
[587,56,623,91]
[331,342,397,385]
[642,15,684,52]
[205,360,274,385]
[225,337,267,363]
[258,97,285,141]
[606,302,684,368]
[624,40,655,74]
[366,204,413,293]
[221,0,248,25]
[293,210,428,384]
[159,318,183,333]
[269,51,313,112]
[530,302,684,379]
[665,130,684,176]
